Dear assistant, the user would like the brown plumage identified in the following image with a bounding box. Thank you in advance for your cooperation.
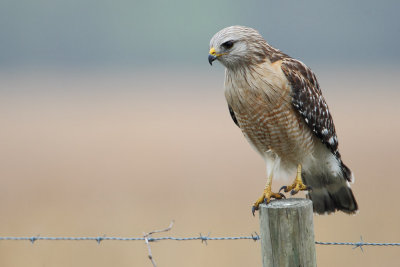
[209,26,358,214]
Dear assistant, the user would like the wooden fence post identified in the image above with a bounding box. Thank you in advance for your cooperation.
[258,198,316,267]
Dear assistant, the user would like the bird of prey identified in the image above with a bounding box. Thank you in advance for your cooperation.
[208,26,358,215]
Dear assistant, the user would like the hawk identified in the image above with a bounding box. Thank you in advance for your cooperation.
[208,26,358,215]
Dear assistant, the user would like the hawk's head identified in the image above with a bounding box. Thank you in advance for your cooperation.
[208,26,268,69]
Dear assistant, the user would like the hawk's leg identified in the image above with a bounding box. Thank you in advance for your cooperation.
[279,164,311,195]
[252,172,285,215]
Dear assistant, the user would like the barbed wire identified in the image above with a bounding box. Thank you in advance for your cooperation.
[1,221,400,266]
[0,235,260,243]
[1,234,400,248]
[316,236,400,252]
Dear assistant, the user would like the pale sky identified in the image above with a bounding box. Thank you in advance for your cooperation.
[0,0,399,68]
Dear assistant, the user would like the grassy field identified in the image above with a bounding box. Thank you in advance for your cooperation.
[0,68,399,266]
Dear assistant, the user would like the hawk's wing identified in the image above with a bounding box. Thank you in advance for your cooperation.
[281,58,340,157]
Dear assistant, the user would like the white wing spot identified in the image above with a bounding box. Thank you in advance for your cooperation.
[328,136,335,145]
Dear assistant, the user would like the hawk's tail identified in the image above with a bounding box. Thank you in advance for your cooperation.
[303,164,358,215]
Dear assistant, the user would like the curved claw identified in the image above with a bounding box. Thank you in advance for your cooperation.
[251,206,257,216]
[291,185,312,195]
[279,192,286,199]
[279,186,287,193]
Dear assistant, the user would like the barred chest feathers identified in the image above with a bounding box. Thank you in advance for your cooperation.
[224,61,319,179]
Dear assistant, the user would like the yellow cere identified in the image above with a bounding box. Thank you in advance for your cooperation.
[209,47,227,57]
[209,47,216,56]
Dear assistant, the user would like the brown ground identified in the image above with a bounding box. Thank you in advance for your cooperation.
[0,68,399,266]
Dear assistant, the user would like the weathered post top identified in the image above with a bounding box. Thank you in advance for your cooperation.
[259,198,316,267]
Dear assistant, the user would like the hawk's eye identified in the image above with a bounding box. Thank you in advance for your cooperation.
[221,40,234,49]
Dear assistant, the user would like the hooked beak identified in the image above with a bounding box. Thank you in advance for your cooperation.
[208,54,217,65]
[208,47,217,65]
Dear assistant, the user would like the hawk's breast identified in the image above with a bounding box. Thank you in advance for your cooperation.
[224,63,315,164]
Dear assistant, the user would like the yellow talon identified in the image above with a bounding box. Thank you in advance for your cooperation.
[279,164,311,195]
[252,176,285,215]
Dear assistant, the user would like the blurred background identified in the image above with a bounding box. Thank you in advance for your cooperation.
[0,0,399,266]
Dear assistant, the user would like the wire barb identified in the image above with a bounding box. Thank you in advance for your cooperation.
[30,235,40,244]
[251,232,260,241]
[96,235,106,245]
[199,232,211,245]
[353,236,364,252]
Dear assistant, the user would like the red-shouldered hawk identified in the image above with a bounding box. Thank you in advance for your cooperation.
[208,26,358,215]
